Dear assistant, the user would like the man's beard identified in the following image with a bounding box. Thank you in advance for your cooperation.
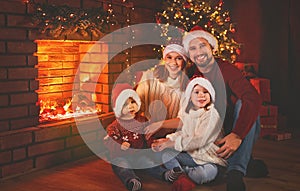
[193,54,213,68]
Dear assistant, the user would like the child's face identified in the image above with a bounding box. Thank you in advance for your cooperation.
[121,97,139,119]
[164,52,185,79]
[190,85,211,109]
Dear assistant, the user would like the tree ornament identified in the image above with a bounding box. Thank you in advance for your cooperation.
[183,2,191,9]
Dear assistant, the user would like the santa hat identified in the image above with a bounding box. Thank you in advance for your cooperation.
[111,83,141,118]
[184,76,215,103]
[182,26,218,53]
[163,44,188,62]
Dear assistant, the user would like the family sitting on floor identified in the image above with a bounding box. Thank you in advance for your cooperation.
[103,26,269,191]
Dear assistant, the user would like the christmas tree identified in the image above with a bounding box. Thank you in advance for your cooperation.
[155,0,241,63]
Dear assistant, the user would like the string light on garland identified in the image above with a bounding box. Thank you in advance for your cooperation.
[156,0,242,63]
[25,0,118,38]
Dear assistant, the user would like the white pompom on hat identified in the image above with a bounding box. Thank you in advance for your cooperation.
[163,44,188,62]
[185,77,215,103]
[182,26,218,53]
[111,83,141,118]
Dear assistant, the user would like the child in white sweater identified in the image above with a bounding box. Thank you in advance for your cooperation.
[151,77,227,190]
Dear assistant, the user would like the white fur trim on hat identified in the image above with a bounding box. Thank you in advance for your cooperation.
[163,44,187,61]
[182,30,218,53]
[113,89,141,118]
[185,77,215,103]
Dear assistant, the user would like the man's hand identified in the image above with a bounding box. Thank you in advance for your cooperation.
[215,132,242,159]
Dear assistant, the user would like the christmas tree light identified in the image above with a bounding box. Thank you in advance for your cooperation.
[156,0,242,63]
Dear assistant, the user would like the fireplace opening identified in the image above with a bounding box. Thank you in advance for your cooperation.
[35,40,110,123]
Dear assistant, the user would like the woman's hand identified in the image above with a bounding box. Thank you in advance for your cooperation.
[145,121,164,139]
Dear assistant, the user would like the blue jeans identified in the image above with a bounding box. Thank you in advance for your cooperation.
[227,100,260,175]
[111,154,167,187]
[169,100,261,181]
[162,149,218,184]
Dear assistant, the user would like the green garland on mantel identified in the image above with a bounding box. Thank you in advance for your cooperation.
[27,0,118,38]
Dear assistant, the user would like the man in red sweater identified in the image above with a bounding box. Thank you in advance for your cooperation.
[182,26,263,191]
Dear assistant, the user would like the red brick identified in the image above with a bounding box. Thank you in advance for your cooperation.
[7,15,33,28]
[10,117,39,130]
[66,135,84,148]
[48,0,81,7]
[0,105,28,120]
[1,159,34,178]
[27,55,38,66]
[80,132,97,144]
[82,0,102,9]
[35,150,71,170]
[8,68,37,80]
[0,41,5,53]
[0,68,7,79]
[71,118,100,135]
[0,121,9,133]
[29,105,39,116]
[109,63,123,73]
[0,28,27,40]
[0,95,9,106]
[71,145,94,159]
[30,80,39,91]
[92,93,109,104]
[7,41,37,54]
[38,68,75,77]
[0,1,26,14]
[13,148,26,161]
[0,55,27,67]
[0,81,29,93]
[34,126,70,142]
[0,14,5,26]
[102,84,113,94]
[0,151,11,165]
[28,139,65,157]
[102,104,111,113]
[0,131,33,150]
[10,92,37,105]
[100,113,115,128]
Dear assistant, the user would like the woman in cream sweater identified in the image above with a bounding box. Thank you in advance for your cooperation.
[135,43,189,138]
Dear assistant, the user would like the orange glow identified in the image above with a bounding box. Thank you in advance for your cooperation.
[35,40,109,123]
[39,96,103,122]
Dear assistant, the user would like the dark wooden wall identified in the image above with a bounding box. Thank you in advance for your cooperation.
[226,0,300,129]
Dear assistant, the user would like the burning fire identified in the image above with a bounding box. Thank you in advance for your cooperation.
[39,94,102,122]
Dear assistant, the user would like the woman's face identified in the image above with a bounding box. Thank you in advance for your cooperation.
[190,84,211,110]
[164,52,185,79]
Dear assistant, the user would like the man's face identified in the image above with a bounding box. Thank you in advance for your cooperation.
[188,37,214,69]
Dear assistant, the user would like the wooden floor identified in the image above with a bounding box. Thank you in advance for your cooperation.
[1,130,300,191]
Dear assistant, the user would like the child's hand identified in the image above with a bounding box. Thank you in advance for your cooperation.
[151,138,169,152]
[121,142,130,150]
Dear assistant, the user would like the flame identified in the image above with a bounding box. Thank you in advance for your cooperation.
[39,95,102,122]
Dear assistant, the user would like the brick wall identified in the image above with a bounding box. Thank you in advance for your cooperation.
[0,112,115,179]
[0,0,161,179]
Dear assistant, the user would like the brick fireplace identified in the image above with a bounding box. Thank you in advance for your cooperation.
[0,39,117,180]
[0,0,161,180]
[35,40,111,122]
